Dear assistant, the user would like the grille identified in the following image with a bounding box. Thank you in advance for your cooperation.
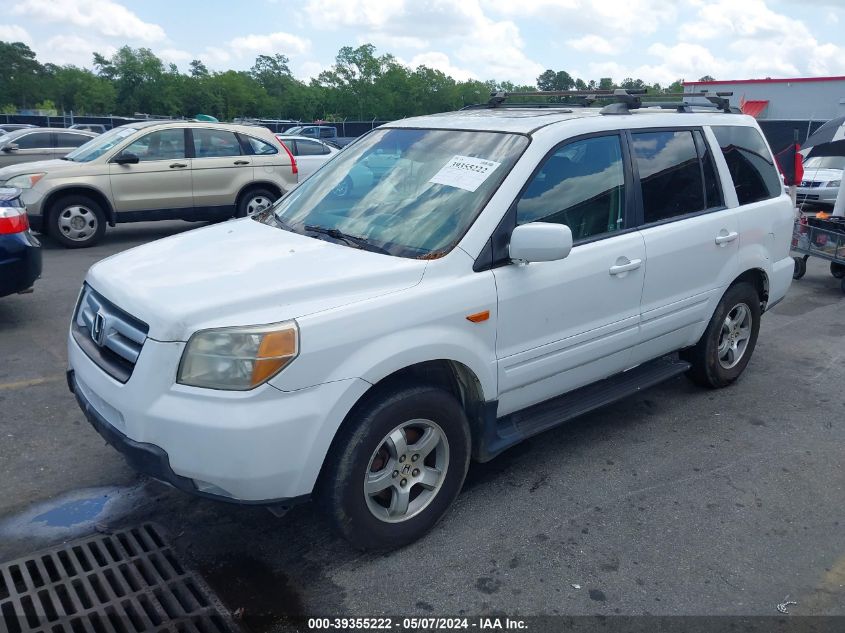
[0,524,236,633]
[72,285,148,383]
[797,194,820,201]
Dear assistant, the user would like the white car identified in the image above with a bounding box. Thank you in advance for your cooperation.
[69,97,794,550]
[797,155,844,208]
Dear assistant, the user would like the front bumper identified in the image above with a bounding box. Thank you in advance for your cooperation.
[0,230,41,297]
[68,333,370,502]
[797,186,839,206]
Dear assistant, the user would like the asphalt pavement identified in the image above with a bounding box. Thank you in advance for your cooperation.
[1,222,844,630]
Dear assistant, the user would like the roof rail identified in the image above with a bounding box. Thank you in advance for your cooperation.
[476,89,738,115]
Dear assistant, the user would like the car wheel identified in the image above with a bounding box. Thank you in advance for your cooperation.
[317,385,471,551]
[830,262,845,279]
[332,176,352,198]
[49,194,107,248]
[681,282,761,389]
[236,187,277,218]
[793,256,807,280]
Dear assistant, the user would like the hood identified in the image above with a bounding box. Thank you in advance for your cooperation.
[0,159,78,180]
[801,168,842,184]
[86,218,427,341]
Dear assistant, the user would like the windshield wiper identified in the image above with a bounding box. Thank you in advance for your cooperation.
[304,225,390,255]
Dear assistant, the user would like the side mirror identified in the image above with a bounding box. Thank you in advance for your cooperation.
[113,152,140,165]
[2,143,19,153]
[509,222,573,263]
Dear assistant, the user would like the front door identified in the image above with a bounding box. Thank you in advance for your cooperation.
[189,127,254,212]
[493,133,646,416]
[109,127,192,215]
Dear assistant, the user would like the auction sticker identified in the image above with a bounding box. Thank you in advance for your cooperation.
[429,155,501,192]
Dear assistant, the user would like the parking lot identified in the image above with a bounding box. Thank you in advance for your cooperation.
[1,222,844,629]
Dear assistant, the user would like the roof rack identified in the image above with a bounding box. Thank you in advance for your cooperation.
[474,89,739,115]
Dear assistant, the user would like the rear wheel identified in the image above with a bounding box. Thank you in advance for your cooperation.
[793,256,807,280]
[236,187,277,218]
[681,282,761,389]
[317,385,471,550]
[49,194,107,248]
[830,262,845,279]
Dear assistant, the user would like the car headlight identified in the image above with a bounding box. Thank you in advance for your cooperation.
[827,180,841,188]
[177,321,299,390]
[3,173,46,189]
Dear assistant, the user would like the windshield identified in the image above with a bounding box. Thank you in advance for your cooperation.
[284,126,303,135]
[266,127,528,259]
[804,156,845,171]
[64,126,138,162]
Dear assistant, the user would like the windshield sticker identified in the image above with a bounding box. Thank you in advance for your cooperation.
[428,155,501,192]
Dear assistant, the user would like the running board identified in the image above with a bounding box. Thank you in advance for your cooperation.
[475,357,690,462]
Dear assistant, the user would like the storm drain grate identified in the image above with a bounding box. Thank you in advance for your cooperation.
[0,523,238,633]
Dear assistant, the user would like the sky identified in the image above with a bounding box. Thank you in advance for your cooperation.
[1,0,844,87]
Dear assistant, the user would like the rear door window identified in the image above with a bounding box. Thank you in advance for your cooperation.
[631,130,705,223]
[711,125,781,204]
[192,128,242,158]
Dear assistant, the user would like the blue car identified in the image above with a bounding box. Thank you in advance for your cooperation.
[0,187,41,298]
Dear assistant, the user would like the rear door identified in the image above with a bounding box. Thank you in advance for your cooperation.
[189,127,254,212]
[628,128,740,364]
[109,127,193,215]
[242,134,292,190]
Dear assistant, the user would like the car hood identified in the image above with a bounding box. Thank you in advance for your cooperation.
[0,159,77,180]
[801,168,842,184]
[86,218,427,341]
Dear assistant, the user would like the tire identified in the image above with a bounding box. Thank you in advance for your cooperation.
[48,194,107,248]
[681,282,761,389]
[841,277,845,294]
[236,187,277,218]
[317,385,471,551]
[793,256,807,280]
[332,176,352,198]
[830,262,845,279]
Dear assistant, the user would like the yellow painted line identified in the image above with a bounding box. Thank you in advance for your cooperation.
[0,374,64,391]
[798,552,845,614]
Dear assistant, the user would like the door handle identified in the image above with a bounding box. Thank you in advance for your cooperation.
[169,162,187,168]
[715,231,739,246]
[234,160,250,165]
[609,258,642,275]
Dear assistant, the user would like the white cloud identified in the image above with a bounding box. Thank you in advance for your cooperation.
[35,35,116,68]
[567,34,617,55]
[11,0,165,42]
[403,52,473,81]
[0,24,32,44]
[160,48,194,65]
[228,31,311,58]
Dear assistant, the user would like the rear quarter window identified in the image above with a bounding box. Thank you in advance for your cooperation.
[711,125,782,205]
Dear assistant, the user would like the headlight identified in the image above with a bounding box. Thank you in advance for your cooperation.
[177,321,299,390]
[3,173,46,189]
[827,180,841,188]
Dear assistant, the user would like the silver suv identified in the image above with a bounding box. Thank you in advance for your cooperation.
[0,121,297,247]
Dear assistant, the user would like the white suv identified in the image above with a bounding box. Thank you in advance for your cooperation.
[67,97,794,550]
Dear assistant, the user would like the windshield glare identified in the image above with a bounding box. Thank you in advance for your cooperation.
[65,126,139,162]
[268,128,528,258]
[804,156,845,171]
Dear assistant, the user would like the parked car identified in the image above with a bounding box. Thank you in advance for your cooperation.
[282,125,356,147]
[276,134,397,196]
[67,102,794,550]
[69,123,108,134]
[0,187,41,298]
[0,128,97,168]
[0,124,38,133]
[797,155,844,208]
[0,121,297,248]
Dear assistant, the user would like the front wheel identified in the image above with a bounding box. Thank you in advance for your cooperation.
[49,194,107,248]
[681,282,761,389]
[317,385,471,550]
[793,256,807,280]
[830,262,845,279]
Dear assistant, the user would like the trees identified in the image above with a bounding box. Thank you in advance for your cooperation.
[0,39,677,121]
